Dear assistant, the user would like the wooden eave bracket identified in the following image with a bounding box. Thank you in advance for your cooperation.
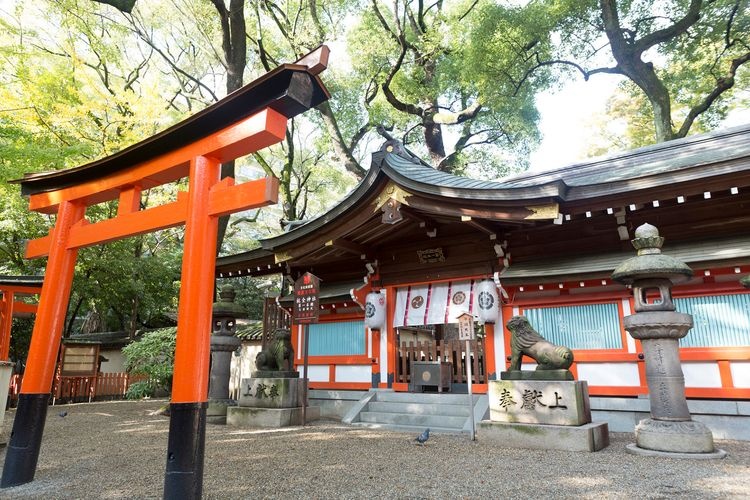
[325,238,371,260]
[400,206,437,237]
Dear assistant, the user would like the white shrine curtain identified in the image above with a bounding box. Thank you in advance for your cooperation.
[393,279,479,327]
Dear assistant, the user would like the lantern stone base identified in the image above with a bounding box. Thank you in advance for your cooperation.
[626,443,727,459]
[226,405,320,428]
[479,420,609,452]
[627,418,727,458]
[207,399,236,425]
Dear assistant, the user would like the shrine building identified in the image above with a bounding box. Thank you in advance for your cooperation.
[217,126,750,437]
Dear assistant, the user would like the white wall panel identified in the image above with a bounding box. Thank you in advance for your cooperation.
[730,361,750,388]
[577,363,640,386]
[683,362,722,388]
[335,365,372,383]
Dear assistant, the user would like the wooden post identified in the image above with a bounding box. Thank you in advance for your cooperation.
[302,324,310,425]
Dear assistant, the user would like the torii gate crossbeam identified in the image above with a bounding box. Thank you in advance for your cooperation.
[0,48,330,499]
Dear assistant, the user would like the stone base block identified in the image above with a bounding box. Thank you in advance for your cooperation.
[479,420,609,452]
[207,399,236,425]
[226,406,320,428]
[489,379,591,425]
[239,377,304,408]
[634,418,718,454]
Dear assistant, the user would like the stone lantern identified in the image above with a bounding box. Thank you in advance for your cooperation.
[612,223,725,458]
[207,285,245,424]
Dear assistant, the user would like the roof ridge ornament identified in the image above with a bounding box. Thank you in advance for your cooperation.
[377,125,421,164]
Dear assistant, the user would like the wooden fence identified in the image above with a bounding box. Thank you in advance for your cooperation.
[7,372,147,407]
[398,339,485,386]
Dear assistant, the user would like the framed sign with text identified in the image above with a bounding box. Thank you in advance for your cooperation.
[293,272,320,324]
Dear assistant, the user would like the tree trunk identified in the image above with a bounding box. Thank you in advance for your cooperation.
[213,0,248,254]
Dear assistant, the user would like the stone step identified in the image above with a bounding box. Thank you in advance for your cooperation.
[359,411,467,429]
[367,401,471,417]
[373,391,481,405]
[351,421,466,435]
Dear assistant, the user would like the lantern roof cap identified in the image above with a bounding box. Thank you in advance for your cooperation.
[612,223,693,284]
[212,285,247,318]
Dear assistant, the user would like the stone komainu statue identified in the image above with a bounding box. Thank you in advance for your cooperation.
[507,315,574,371]
[255,328,294,372]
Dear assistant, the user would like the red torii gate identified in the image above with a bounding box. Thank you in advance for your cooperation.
[1,48,330,499]
[0,277,42,361]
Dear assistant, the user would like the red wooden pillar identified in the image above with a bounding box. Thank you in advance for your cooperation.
[164,156,219,499]
[1,200,84,487]
[0,291,13,360]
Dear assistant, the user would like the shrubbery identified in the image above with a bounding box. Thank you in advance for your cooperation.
[122,327,176,399]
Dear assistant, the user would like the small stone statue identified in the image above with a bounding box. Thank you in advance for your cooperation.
[255,328,295,373]
[507,315,573,371]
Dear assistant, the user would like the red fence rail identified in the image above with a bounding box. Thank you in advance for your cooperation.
[7,372,147,407]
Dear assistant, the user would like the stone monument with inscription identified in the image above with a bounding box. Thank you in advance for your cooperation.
[479,315,609,452]
[612,223,726,459]
[226,328,319,427]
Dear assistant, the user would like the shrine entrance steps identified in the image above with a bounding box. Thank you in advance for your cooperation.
[342,390,488,434]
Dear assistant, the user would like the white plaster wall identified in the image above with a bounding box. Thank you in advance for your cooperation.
[335,364,372,383]
[99,349,125,373]
[302,365,330,382]
[621,299,636,353]
[229,343,261,399]
[380,326,388,385]
[683,362,723,388]
[730,361,750,388]
[577,363,641,386]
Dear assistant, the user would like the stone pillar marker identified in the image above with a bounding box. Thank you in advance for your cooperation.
[612,223,726,458]
[207,285,245,424]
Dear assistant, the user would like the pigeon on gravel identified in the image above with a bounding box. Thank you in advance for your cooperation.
[58,411,68,418]
[415,428,430,445]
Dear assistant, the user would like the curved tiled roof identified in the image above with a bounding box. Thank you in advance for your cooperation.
[216,123,750,265]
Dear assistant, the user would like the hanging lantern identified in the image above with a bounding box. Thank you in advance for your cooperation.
[476,279,499,324]
[364,291,386,330]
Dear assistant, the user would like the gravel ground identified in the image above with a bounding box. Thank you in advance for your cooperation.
[0,399,748,499]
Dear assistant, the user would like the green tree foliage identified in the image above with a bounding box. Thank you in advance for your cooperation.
[1,2,185,344]
[122,327,176,398]
[520,0,750,144]
[346,0,545,176]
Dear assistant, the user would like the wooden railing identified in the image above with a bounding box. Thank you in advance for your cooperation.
[7,372,147,407]
[398,339,485,386]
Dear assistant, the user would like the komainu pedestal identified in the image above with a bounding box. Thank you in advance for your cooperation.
[480,379,608,452]
[226,329,318,427]
[479,315,608,452]
[226,377,319,427]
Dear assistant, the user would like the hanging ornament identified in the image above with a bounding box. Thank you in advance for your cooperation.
[476,279,499,324]
[364,291,386,330]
